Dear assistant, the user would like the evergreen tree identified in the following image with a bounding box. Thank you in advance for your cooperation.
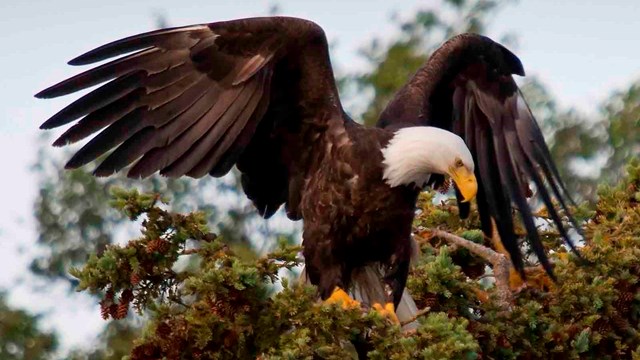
[68,160,640,359]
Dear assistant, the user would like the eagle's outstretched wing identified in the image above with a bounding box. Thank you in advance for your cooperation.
[36,17,344,219]
[377,34,578,276]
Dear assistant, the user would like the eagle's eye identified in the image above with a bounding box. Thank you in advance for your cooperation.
[455,158,464,167]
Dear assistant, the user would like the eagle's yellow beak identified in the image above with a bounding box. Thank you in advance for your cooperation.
[449,166,478,203]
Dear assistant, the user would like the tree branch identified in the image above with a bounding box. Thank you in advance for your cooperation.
[401,306,430,327]
[418,229,513,311]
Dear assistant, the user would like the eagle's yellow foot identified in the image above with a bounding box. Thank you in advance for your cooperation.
[325,287,360,309]
[372,302,400,324]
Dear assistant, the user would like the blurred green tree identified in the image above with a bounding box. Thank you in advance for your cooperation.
[0,292,58,360]
[601,83,640,183]
[353,0,514,126]
[518,78,640,202]
[66,321,139,360]
[518,77,607,202]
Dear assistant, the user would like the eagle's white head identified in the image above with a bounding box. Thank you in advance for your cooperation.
[381,126,477,202]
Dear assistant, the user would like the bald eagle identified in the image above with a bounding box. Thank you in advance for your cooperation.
[36,17,576,319]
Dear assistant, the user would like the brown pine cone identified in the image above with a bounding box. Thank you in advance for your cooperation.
[115,302,129,319]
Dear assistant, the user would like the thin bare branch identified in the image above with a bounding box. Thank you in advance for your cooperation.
[418,229,513,310]
[401,306,430,327]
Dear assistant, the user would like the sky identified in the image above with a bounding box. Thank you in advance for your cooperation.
[1,0,639,355]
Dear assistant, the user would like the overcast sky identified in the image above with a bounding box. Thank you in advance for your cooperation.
[1,0,639,354]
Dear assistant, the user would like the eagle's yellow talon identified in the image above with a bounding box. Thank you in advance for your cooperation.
[372,302,400,324]
[325,287,360,309]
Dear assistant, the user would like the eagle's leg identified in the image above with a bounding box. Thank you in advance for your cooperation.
[320,267,360,309]
[372,260,409,324]
[302,240,360,309]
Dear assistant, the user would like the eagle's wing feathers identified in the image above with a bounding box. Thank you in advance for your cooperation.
[377,33,578,275]
[36,17,343,219]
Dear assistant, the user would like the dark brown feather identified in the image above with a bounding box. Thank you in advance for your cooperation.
[37,48,166,98]
[93,77,216,175]
[155,84,249,176]
[188,71,270,177]
[125,85,225,177]
[38,17,346,225]
[164,76,263,177]
[67,74,211,169]
[210,71,273,177]
[66,107,148,169]
[41,71,145,130]
[53,88,146,147]
[67,25,213,65]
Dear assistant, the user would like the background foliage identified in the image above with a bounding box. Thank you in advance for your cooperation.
[2,0,640,358]
[0,292,58,359]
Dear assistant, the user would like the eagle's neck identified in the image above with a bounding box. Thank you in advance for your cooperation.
[380,126,453,188]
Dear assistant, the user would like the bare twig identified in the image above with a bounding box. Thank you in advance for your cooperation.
[180,249,200,256]
[401,307,430,327]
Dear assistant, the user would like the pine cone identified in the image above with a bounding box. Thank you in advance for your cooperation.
[146,238,162,253]
[612,280,636,316]
[423,293,438,308]
[611,314,630,332]
[158,240,171,253]
[116,302,129,319]
[100,302,111,320]
[131,344,161,360]
[592,318,610,335]
[100,289,115,320]
[130,272,141,286]
[614,291,634,314]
